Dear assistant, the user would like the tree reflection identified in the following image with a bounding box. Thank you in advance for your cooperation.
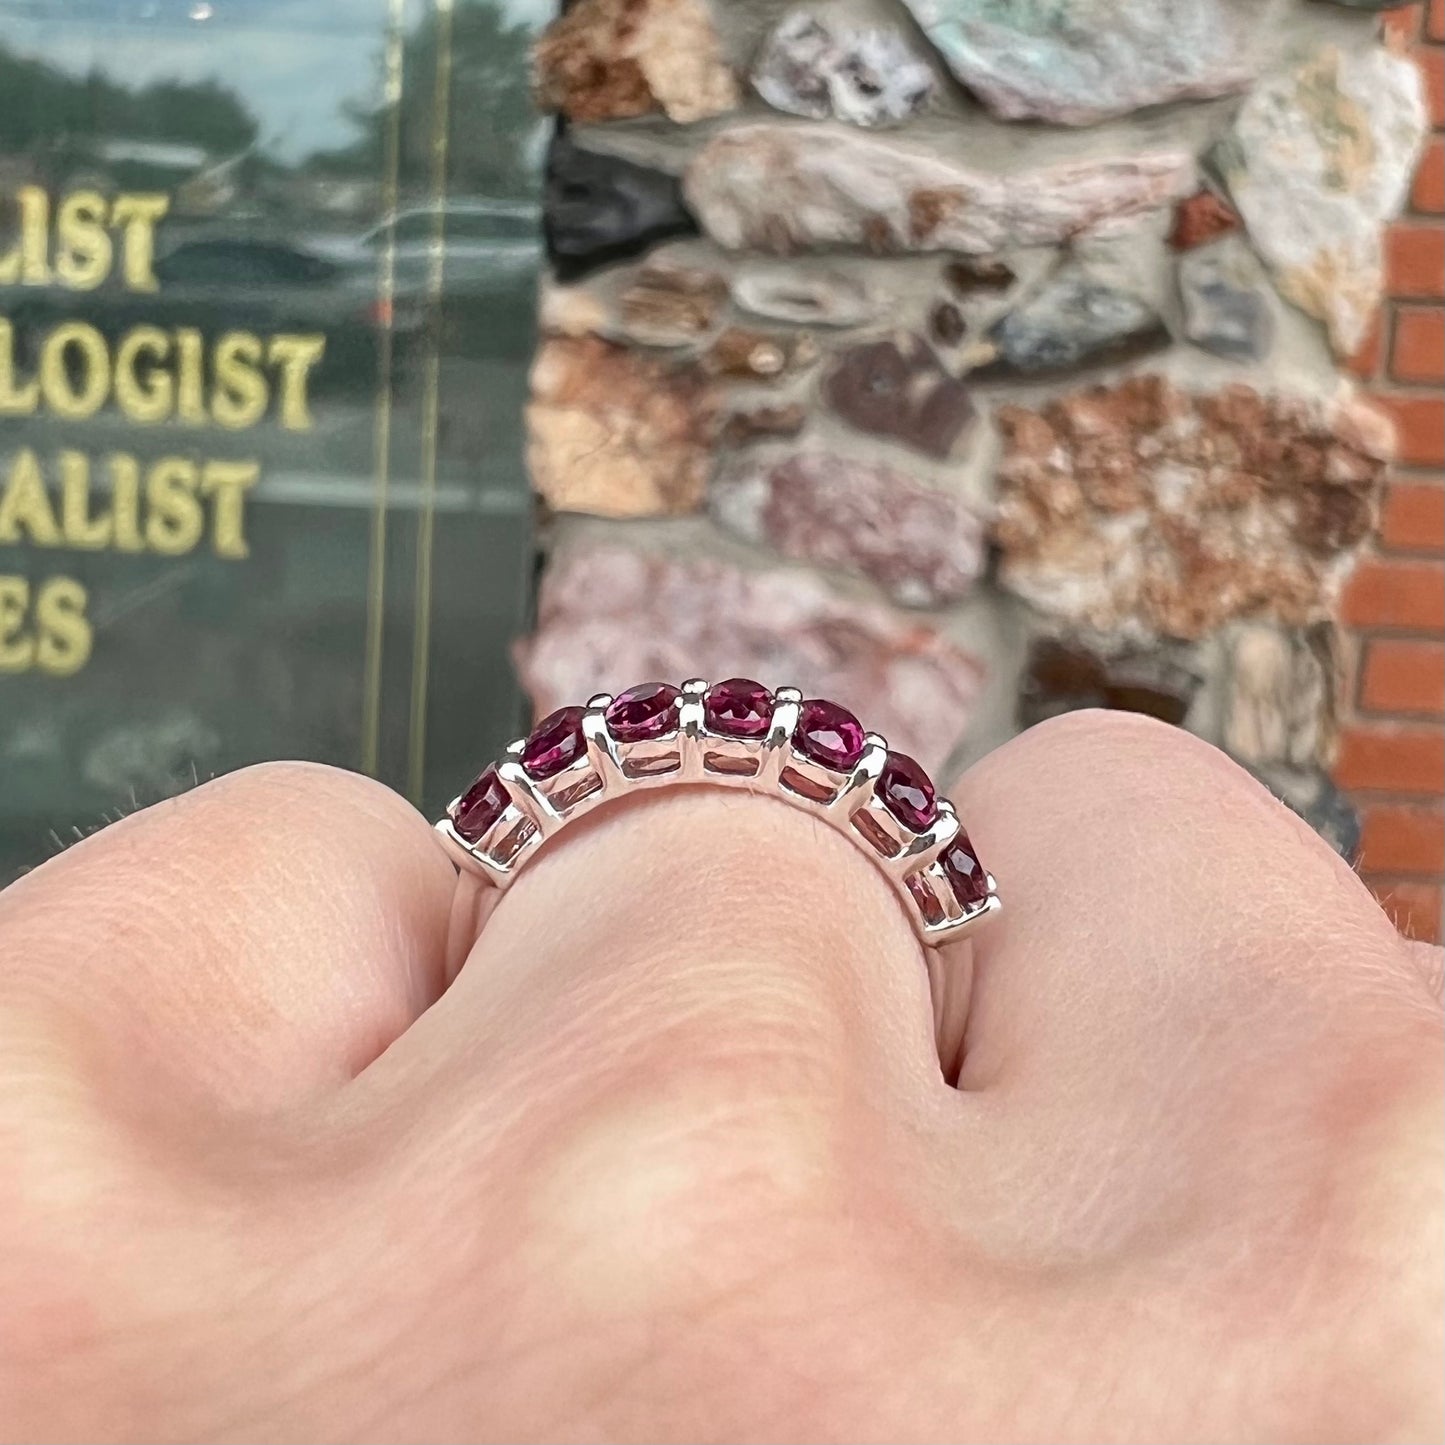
[0,0,543,203]
[304,2,542,200]
[0,50,256,156]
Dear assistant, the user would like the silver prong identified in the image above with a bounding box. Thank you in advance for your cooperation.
[434,684,999,954]
[757,697,801,787]
[828,736,887,818]
[433,817,512,889]
[890,808,960,875]
[925,890,1002,945]
[497,758,563,834]
[677,684,707,782]
[582,705,624,787]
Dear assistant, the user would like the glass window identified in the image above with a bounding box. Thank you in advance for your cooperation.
[0,0,543,880]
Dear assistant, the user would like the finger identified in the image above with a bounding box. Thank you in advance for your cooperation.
[371,784,949,1143]
[944,710,1438,1255]
[956,710,1429,1088]
[0,762,455,1116]
[1405,939,1444,1003]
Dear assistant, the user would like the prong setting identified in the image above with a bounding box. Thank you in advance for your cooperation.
[439,681,999,949]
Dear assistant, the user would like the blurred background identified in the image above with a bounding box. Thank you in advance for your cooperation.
[0,0,1441,942]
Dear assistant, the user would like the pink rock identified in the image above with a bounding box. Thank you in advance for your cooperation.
[993,375,1392,641]
[518,544,985,772]
[684,124,1194,255]
[527,336,715,519]
[711,452,985,609]
[532,0,738,124]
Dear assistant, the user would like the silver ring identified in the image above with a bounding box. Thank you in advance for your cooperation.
[434,679,1000,950]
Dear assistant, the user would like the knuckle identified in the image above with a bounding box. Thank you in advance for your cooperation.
[515,1070,842,1315]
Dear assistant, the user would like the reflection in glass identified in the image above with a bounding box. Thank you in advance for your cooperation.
[0,0,544,877]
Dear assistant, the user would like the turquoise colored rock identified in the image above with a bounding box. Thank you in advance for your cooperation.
[897,0,1261,124]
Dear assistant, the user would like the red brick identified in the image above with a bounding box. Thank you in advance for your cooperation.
[1380,480,1445,552]
[1361,638,1445,717]
[1358,802,1445,875]
[1342,557,1445,629]
[1374,392,1445,467]
[1335,724,1445,794]
[1391,306,1445,381]
[1421,46,1444,128]
[1347,309,1384,380]
[1430,0,1443,44]
[1385,224,1445,299]
[1413,138,1444,214]
[1384,4,1424,43]
[1367,878,1442,944]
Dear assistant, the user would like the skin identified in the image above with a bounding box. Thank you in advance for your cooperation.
[0,710,1439,1444]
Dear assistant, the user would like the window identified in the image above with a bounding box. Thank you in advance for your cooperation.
[156,241,339,286]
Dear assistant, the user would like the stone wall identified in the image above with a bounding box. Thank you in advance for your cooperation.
[517,0,1436,922]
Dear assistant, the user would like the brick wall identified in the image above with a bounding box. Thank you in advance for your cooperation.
[1339,1,1445,944]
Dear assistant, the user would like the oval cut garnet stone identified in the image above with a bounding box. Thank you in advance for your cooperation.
[703,678,773,738]
[605,682,681,742]
[453,766,509,842]
[521,705,587,779]
[876,750,938,831]
[942,831,988,909]
[793,698,865,771]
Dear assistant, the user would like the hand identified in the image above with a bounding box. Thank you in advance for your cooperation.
[1,711,1439,1443]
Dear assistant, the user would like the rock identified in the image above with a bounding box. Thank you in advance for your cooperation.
[1019,637,1202,729]
[544,136,698,282]
[710,452,987,607]
[618,257,728,346]
[975,265,1169,379]
[1215,45,1427,356]
[718,403,808,447]
[1222,622,1337,768]
[526,336,715,517]
[519,543,986,770]
[732,264,875,328]
[896,0,1262,125]
[824,334,974,459]
[930,301,967,348]
[684,124,1194,255]
[1179,235,1275,361]
[538,280,610,337]
[993,376,1391,642]
[1310,0,1413,8]
[704,326,819,380]
[1169,190,1242,251]
[944,256,1016,294]
[751,10,935,128]
[533,0,738,124]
